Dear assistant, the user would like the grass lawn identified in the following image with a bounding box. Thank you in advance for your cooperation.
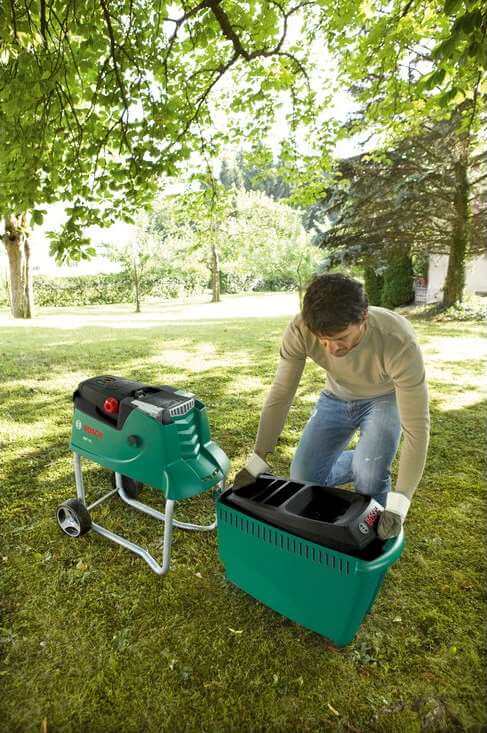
[1,293,486,732]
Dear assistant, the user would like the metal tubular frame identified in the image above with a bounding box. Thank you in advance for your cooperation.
[73,452,219,576]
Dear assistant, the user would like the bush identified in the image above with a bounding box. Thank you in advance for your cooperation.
[33,274,131,307]
[381,253,414,309]
[253,275,297,292]
[26,262,324,310]
[139,270,208,299]
[219,272,260,294]
[363,266,384,306]
[412,251,429,279]
[32,269,211,308]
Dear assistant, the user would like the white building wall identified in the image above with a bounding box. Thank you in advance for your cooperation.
[465,253,487,294]
[424,253,487,303]
[426,255,448,302]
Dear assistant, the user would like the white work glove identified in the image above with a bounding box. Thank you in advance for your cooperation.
[377,491,410,539]
[232,452,270,490]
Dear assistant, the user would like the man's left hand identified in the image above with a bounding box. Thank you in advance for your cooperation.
[377,491,411,539]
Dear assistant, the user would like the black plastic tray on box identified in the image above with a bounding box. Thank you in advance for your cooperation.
[221,474,386,559]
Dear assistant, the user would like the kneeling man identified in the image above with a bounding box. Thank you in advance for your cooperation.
[234,273,430,539]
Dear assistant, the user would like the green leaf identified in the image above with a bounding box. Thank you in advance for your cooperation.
[444,0,462,15]
[466,40,479,57]
[420,68,447,90]
[31,210,44,226]
[431,37,458,60]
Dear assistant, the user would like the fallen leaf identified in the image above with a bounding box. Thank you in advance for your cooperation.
[195,572,203,579]
[228,627,243,635]
[328,703,340,716]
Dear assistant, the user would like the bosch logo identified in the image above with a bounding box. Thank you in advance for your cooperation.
[82,424,104,439]
[358,522,369,535]
[365,507,380,527]
[75,419,82,430]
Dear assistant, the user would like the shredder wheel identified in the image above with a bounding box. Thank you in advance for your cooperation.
[57,499,92,538]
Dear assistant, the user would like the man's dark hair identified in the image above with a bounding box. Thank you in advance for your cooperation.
[302,273,368,336]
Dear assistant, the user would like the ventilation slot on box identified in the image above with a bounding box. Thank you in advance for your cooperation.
[169,398,195,417]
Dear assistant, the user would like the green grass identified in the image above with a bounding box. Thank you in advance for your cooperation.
[1,296,486,733]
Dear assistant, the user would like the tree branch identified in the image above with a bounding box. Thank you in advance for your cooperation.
[99,0,132,152]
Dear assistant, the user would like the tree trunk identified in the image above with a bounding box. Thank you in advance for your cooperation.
[296,252,305,310]
[210,243,220,303]
[442,144,470,308]
[3,213,33,319]
[133,256,141,313]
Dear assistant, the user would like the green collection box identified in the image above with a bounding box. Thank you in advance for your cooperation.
[216,491,404,647]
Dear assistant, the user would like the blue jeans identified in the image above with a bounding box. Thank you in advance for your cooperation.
[290,390,401,507]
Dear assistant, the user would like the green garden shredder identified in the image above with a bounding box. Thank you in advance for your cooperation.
[56,375,230,576]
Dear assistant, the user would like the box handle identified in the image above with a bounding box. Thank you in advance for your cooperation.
[357,529,405,573]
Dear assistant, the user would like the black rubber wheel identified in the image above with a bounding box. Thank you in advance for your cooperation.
[111,472,142,499]
[57,498,92,537]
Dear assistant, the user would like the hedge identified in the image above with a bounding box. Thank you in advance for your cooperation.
[2,269,306,310]
[33,273,132,307]
[31,271,209,308]
[363,266,384,306]
[381,253,414,309]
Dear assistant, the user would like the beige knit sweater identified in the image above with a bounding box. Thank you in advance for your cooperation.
[254,306,430,499]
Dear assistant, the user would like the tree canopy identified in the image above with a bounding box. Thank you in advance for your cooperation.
[0,0,320,256]
[1,1,485,317]
[1,1,485,250]
[324,0,486,140]
[145,182,323,303]
[313,119,486,260]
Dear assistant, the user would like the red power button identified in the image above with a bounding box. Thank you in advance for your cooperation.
[103,397,119,414]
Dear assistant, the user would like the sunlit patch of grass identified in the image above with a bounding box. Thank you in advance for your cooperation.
[423,336,487,361]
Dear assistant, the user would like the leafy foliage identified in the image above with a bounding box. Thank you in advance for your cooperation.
[0,0,320,249]
[363,265,384,307]
[220,148,292,201]
[381,252,415,309]
[432,297,487,321]
[33,273,131,307]
[32,269,208,308]
[2,0,482,253]
[321,0,486,138]
[2,0,484,319]
[310,120,486,276]
[146,183,324,298]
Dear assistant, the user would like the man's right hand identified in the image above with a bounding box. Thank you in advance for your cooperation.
[232,451,270,490]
